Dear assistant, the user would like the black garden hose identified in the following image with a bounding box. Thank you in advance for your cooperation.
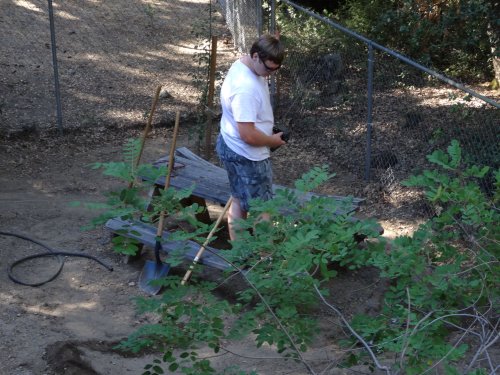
[0,231,113,287]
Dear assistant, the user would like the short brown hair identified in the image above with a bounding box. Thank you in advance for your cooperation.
[250,34,285,65]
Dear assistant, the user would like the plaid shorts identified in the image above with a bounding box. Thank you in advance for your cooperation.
[216,134,273,212]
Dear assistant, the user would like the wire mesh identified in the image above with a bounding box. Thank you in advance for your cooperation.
[263,0,499,218]
[1,1,53,133]
[217,0,262,53]
[0,0,229,135]
[2,0,498,217]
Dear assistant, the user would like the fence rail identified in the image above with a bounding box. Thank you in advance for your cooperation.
[258,0,499,207]
[0,0,229,136]
[217,0,498,202]
[1,0,498,214]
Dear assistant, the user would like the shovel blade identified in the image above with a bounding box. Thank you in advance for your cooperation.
[139,260,170,295]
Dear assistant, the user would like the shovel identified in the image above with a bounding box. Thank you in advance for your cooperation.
[139,111,181,295]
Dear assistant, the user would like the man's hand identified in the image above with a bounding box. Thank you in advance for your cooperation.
[238,122,286,148]
[270,131,287,152]
[270,131,287,148]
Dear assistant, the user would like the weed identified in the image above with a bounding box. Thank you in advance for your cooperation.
[83,139,498,374]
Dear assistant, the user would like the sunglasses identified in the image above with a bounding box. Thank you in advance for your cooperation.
[260,58,281,72]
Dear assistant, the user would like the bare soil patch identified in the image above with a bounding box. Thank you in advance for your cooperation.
[0,126,389,375]
[2,1,497,374]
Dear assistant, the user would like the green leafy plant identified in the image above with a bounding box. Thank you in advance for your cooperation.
[144,4,155,25]
[349,140,499,373]
[337,0,496,82]
[75,138,209,256]
[277,0,496,83]
[85,140,497,374]
[119,281,235,375]
[117,165,383,374]
[74,139,159,227]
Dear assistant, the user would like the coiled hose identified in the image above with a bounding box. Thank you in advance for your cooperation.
[0,231,113,287]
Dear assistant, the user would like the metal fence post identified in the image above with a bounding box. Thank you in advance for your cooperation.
[270,0,276,34]
[256,0,263,36]
[204,36,218,160]
[269,0,277,108]
[47,0,63,135]
[364,43,374,181]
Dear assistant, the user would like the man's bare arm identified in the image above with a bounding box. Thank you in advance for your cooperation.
[237,122,286,148]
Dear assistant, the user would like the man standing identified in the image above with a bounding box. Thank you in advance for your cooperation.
[216,34,286,240]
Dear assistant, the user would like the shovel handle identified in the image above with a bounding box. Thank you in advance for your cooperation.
[165,111,180,190]
[181,196,233,285]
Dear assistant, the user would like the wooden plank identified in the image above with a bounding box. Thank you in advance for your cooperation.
[177,147,219,168]
[105,217,231,271]
[176,148,365,206]
[163,172,231,205]
[148,147,363,214]
[174,147,363,204]
[154,147,216,170]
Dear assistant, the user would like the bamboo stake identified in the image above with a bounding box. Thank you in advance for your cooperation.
[181,196,232,285]
[128,85,162,188]
[156,111,181,236]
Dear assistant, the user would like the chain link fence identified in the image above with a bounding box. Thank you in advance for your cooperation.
[217,0,263,53]
[0,0,230,136]
[218,0,498,219]
[2,0,498,217]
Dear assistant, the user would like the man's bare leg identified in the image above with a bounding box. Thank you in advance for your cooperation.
[227,197,247,241]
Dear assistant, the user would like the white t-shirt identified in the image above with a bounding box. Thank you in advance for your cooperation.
[219,59,273,161]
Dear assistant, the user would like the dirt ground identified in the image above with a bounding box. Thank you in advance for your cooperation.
[0,1,396,374]
[0,0,396,375]
[1,1,498,374]
[0,126,392,375]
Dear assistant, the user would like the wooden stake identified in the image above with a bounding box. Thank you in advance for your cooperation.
[204,36,218,160]
[181,196,232,285]
[128,85,162,188]
[156,111,181,234]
